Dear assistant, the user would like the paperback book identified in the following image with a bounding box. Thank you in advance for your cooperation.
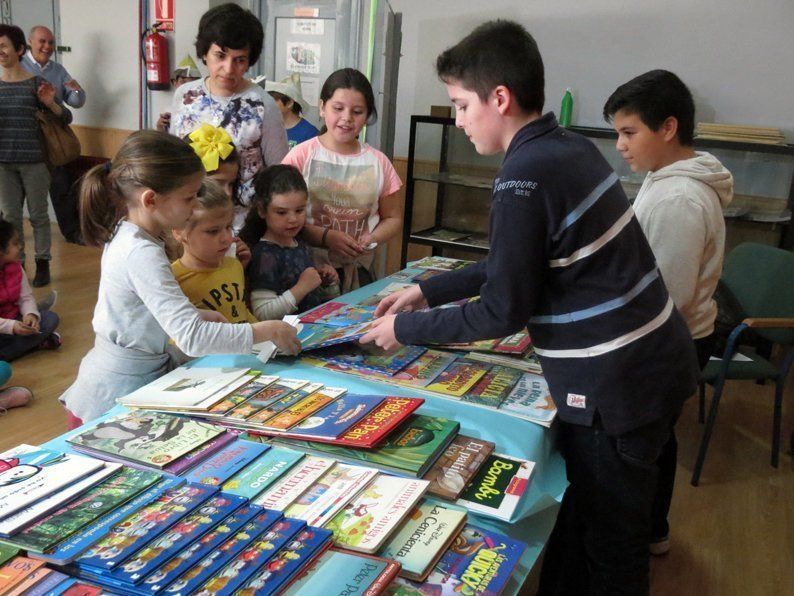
[411,268,448,282]
[465,349,543,374]
[203,375,280,416]
[425,360,489,398]
[299,301,347,323]
[298,322,374,352]
[163,432,236,476]
[221,447,304,500]
[308,303,376,328]
[183,440,270,487]
[326,475,429,554]
[456,453,535,521]
[263,387,347,431]
[411,256,473,271]
[0,556,46,592]
[319,344,427,376]
[356,283,416,308]
[117,366,251,409]
[462,365,522,408]
[244,382,326,426]
[253,457,336,512]
[499,373,556,426]
[68,412,224,469]
[223,379,311,421]
[281,548,400,596]
[424,435,495,501]
[283,394,385,441]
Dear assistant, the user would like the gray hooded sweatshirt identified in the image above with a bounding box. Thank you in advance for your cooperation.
[633,151,734,339]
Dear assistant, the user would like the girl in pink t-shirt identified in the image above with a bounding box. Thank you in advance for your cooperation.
[282,68,402,292]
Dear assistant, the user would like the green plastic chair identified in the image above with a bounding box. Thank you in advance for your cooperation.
[691,243,794,486]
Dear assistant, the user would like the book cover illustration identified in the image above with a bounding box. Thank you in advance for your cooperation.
[425,360,490,398]
[118,366,250,409]
[11,468,162,554]
[163,433,236,477]
[281,549,399,596]
[379,499,467,581]
[75,483,217,572]
[331,397,424,448]
[309,303,376,328]
[263,387,347,431]
[411,268,447,283]
[286,394,385,440]
[493,329,532,354]
[68,412,224,469]
[284,464,377,527]
[47,578,98,595]
[286,415,460,478]
[456,453,535,521]
[244,382,325,426]
[298,301,347,324]
[411,256,473,271]
[6,566,67,595]
[320,343,427,376]
[465,349,543,375]
[253,457,336,512]
[390,350,458,388]
[204,375,279,416]
[111,493,247,585]
[0,448,105,520]
[356,282,416,308]
[499,373,556,424]
[298,322,373,352]
[424,435,495,501]
[183,440,269,488]
[234,526,333,596]
[192,517,306,595]
[0,543,17,566]
[222,447,304,500]
[0,556,46,592]
[224,379,309,421]
[138,504,262,593]
[157,509,282,596]
[462,366,523,408]
[325,475,429,554]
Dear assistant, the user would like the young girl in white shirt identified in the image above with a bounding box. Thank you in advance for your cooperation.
[60,130,300,427]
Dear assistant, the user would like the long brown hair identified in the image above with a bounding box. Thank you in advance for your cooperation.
[79,130,203,246]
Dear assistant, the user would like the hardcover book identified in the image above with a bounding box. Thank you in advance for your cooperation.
[263,387,347,431]
[499,373,556,425]
[462,366,522,408]
[204,375,280,416]
[0,556,46,592]
[183,440,270,487]
[163,432,236,476]
[299,301,347,324]
[328,397,425,449]
[117,366,250,409]
[325,475,429,554]
[5,566,65,595]
[320,344,427,376]
[493,330,532,354]
[244,382,325,426]
[391,350,458,388]
[285,394,385,441]
[465,349,543,374]
[281,549,400,596]
[224,379,310,421]
[253,457,336,512]
[379,499,467,581]
[309,303,375,328]
[424,435,495,501]
[411,256,473,271]
[425,360,489,397]
[0,544,17,566]
[411,268,447,282]
[456,453,535,521]
[356,283,416,308]
[298,322,374,352]
[222,447,304,500]
[68,412,224,469]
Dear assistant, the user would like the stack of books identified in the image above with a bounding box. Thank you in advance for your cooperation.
[695,122,786,145]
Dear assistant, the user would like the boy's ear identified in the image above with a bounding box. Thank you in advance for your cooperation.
[492,85,512,116]
[660,116,680,143]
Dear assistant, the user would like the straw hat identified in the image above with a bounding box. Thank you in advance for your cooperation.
[264,72,311,113]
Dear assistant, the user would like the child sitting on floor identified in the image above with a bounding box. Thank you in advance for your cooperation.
[239,164,338,320]
[0,219,61,362]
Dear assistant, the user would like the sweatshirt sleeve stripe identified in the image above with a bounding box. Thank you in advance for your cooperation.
[550,207,634,268]
[552,172,619,241]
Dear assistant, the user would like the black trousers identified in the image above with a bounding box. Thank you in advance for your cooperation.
[49,165,81,243]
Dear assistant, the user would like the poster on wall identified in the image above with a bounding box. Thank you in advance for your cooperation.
[291,19,324,35]
[287,42,321,75]
[155,0,174,31]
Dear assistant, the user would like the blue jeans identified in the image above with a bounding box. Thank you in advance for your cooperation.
[538,411,676,595]
[0,310,59,361]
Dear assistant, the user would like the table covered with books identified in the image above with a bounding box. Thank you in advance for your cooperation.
[0,258,566,595]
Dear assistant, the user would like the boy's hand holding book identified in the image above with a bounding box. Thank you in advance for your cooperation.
[253,320,301,355]
[374,284,428,317]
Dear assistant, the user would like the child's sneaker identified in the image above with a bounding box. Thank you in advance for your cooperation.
[36,290,58,312]
[0,386,33,415]
[649,535,670,556]
[40,332,63,350]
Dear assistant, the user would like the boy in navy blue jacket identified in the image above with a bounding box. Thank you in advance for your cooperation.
[361,20,698,595]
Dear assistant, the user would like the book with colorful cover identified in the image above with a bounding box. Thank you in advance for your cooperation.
[310,303,376,328]
[6,567,66,595]
[323,396,425,449]
[412,256,473,271]
[411,268,448,282]
[493,330,532,354]
[68,412,224,469]
[117,366,250,409]
[223,379,310,420]
[462,365,522,408]
[326,475,429,554]
[263,387,346,431]
[424,435,495,501]
[75,483,217,573]
[282,415,460,478]
[111,493,247,586]
[281,549,400,596]
[455,453,535,521]
[0,447,106,521]
[465,349,543,374]
[298,322,373,352]
[499,372,556,426]
[0,543,17,566]
[299,301,347,324]
[389,524,526,596]
[163,433,236,476]
[204,375,280,416]
[253,457,336,512]
[242,382,325,426]
[320,344,427,376]
[234,526,334,596]
[357,283,416,308]
[284,394,385,441]
[379,499,467,581]
[222,448,304,500]
[425,360,489,397]
[136,504,262,593]
[38,575,90,595]
[0,555,46,590]
[9,468,162,554]
[183,440,269,487]
[157,508,283,596]
[284,464,378,527]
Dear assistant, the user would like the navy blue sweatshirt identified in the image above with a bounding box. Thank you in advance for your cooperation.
[395,114,698,434]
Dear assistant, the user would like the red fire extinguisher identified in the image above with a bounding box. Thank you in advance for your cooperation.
[142,22,169,90]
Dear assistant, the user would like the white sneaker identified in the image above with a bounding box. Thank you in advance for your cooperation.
[36,290,58,312]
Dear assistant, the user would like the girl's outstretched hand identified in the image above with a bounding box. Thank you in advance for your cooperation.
[326,229,364,259]
[252,320,301,355]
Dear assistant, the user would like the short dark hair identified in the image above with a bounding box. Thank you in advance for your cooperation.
[269,91,303,116]
[603,70,695,146]
[239,165,308,246]
[436,20,544,114]
[0,24,26,57]
[195,3,263,66]
[0,219,17,253]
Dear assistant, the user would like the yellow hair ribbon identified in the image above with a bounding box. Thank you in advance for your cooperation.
[188,123,234,172]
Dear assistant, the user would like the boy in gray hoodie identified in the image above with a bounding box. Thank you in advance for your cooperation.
[605,69,734,555]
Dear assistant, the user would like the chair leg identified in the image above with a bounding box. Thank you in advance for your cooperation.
[698,382,706,424]
[691,383,725,486]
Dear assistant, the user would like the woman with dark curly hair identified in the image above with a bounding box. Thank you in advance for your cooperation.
[166,3,289,231]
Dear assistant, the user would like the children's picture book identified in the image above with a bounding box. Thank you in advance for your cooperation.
[68,412,224,469]
[379,499,467,581]
[298,322,374,352]
[244,382,325,426]
[391,350,458,388]
[281,548,400,596]
[6,566,68,595]
[0,543,18,566]
[493,329,532,354]
[425,360,490,398]
[326,475,429,554]
[320,344,427,376]
[284,394,385,441]
[221,447,304,500]
[456,453,535,521]
[389,524,526,596]
[0,447,106,521]
[163,432,236,476]
[284,464,378,528]
[499,372,556,426]
[356,282,416,308]
[282,415,460,478]
[462,365,522,408]
[263,387,347,431]
[224,379,310,421]
[0,556,46,592]
[203,375,280,417]
[298,301,347,324]
[117,366,250,409]
[252,457,336,512]
[9,468,162,554]
[424,435,495,501]
[465,349,543,374]
[234,526,334,596]
[309,303,376,328]
[183,440,270,487]
[411,256,473,271]
[411,268,448,282]
[325,396,425,449]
